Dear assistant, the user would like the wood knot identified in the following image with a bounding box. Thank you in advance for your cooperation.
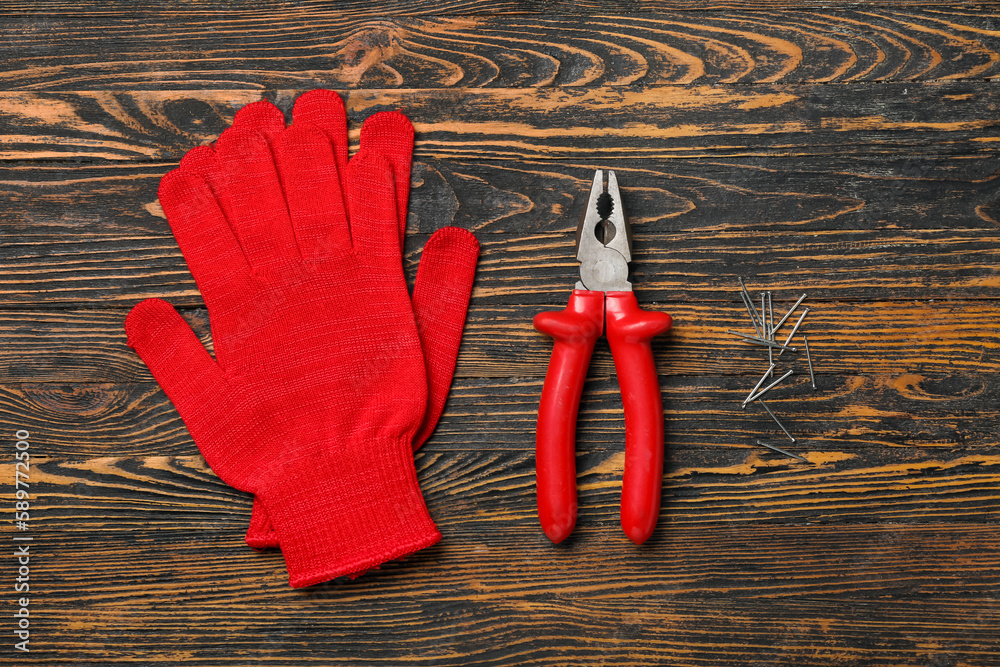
[21,383,123,418]
[886,373,985,402]
[337,22,406,86]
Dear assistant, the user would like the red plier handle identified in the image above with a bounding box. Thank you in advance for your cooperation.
[606,291,672,545]
[534,289,672,545]
[533,290,603,544]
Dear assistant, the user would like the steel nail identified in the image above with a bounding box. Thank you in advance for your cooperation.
[727,331,797,351]
[804,335,816,389]
[743,369,795,406]
[761,293,766,336]
[767,291,774,373]
[756,439,809,463]
[738,277,763,328]
[777,308,810,359]
[742,363,777,410]
[758,399,796,442]
[767,292,774,341]
[739,290,762,338]
[772,294,807,334]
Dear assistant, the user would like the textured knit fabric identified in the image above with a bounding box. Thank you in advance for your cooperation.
[239,94,479,551]
[126,90,479,587]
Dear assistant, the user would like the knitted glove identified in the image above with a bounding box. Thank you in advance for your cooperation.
[228,94,478,551]
[126,91,478,587]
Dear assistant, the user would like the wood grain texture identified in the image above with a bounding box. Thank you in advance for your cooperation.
[3,299,998,382]
[3,10,1000,90]
[14,570,1000,665]
[2,83,999,162]
[4,363,1000,452]
[3,1,998,15]
[3,3,1000,666]
[4,450,1000,551]
[3,453,1000,665]
[4,227,1000,305]
[5,155,999,236]
[2,156,1000,305]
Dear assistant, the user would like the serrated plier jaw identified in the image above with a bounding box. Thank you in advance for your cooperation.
[575,169,632,292]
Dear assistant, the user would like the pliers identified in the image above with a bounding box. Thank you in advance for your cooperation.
[534,170,673,545]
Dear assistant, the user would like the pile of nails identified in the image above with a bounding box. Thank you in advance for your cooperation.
[729,277,817,463]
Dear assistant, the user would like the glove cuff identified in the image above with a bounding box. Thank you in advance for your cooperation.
[259,436,441,588]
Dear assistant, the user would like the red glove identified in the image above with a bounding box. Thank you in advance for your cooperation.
[232,94,476,551]
[126,91,478,587]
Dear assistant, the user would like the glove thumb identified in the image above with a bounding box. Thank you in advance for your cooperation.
[125,299,227,432]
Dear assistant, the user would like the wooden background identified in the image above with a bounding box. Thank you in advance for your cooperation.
[2,1,1000,665]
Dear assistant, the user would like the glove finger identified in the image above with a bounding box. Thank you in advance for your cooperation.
[125,299,228,430]
[291,89,349,196]
[212,128,301,269]
[158,167,250,304]
[411,227,480,449]
[196,100,285,206]
[272,123,351,260]
[359,111,414,251]
[229,99,286,140]
[345,150,400,259]
[177,145,241,229]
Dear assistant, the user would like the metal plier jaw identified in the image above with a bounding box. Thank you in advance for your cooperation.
[575,169,632,292]
[534,170,672,547]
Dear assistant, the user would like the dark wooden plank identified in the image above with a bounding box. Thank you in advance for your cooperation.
[5,453,1000,581]
[3,226,1000,305]
[9,448,1000,547]
[2,299,998,382]
[3,156,998,314]
[6,364,1000,455]
[552,0,1000,7]
[2,82,998,162]
[1,1,996,15]
[2,157,999,308]
[15,582,1000,665]
[3,10,1000,90]
[5,156,999,237]
[20,516,1000,605]
[7,448,1000,664]
[0,0,539,17]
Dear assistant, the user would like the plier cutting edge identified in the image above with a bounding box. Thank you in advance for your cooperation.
[534,170,673,545]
